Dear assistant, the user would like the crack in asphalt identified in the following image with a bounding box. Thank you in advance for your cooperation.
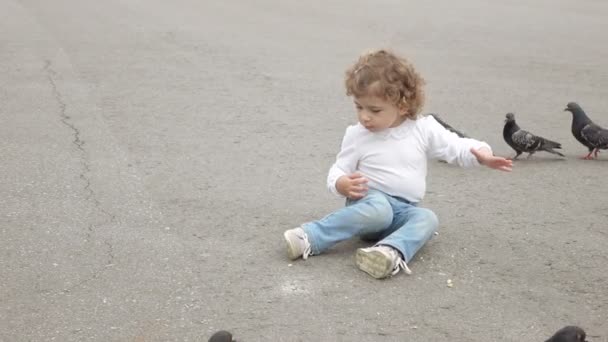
[44,60,117,294]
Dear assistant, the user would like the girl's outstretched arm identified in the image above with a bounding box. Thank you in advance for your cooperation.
[470,147,513,172]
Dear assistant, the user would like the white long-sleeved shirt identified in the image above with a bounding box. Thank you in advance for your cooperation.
[327,115,491,203]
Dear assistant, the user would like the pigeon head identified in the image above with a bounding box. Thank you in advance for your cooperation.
[505,112,516,123]
[564,102,581,112]
[545,326,587,342]
[564,102,591,125]
[208,330,234,342]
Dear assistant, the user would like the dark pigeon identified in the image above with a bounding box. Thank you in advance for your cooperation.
[503,113,564,160]
[545,326,587,342]
[564,102,608,159]
[428,113,469,138]
[208,330,234,342]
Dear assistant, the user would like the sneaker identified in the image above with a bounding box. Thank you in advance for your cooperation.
[355,245,412,279]
[283,227,312,260]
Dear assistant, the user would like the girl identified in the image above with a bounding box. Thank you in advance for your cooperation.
[284,49,512,279]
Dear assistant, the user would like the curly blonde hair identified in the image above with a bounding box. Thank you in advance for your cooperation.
[345,49,426,119]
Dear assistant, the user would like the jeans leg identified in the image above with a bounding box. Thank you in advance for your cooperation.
[377,204,439,263]
[302,190,394,254]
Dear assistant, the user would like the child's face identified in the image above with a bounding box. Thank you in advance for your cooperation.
[354,95,407,132]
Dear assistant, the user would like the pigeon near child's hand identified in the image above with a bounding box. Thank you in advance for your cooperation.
[502,113,564,160]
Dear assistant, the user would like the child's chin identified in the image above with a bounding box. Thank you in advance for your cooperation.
[366,126,386,133]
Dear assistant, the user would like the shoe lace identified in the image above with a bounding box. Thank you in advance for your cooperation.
[386,247,412,275]
[300,231,312,260]
[393,258,412,275]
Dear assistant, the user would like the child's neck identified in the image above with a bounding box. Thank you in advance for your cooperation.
[391,116,408,128]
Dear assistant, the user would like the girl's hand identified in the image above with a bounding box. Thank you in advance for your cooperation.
[336,172,369,199]
[470,147,513,172]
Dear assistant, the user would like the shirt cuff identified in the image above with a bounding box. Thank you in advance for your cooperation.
[327,165,346,197]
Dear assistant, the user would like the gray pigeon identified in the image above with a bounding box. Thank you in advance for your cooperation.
[503,113,564,160]
[428,113,469,138]
[564,102,608,159]
[545,326,587,342]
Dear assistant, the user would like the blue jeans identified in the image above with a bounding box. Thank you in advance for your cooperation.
[302,190,439,262]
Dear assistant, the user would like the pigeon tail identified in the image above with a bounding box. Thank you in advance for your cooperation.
[428,113,469,138]
[540,137,562,149]
[542,147,565,157]
[537,137,565,157]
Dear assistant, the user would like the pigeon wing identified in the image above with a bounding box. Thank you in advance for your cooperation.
[580,123,608,148]
[511,129,540,151]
